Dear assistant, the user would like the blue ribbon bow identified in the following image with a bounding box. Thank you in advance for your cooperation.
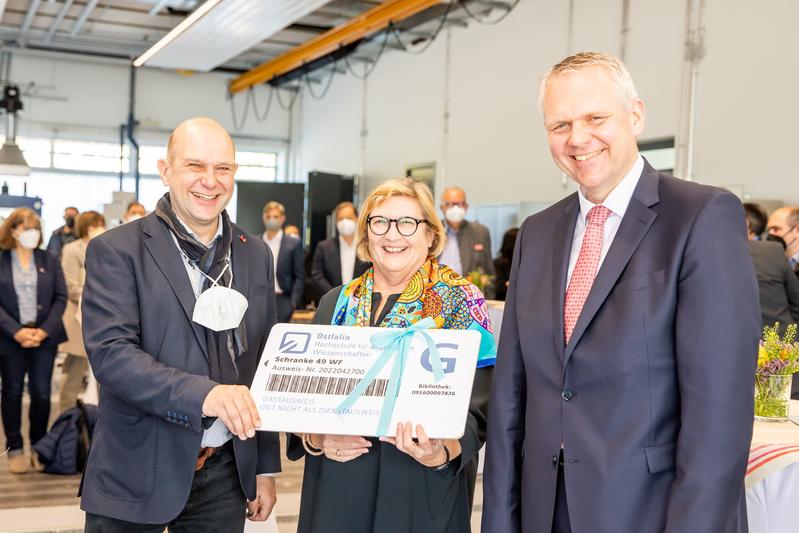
[335,317,444,436]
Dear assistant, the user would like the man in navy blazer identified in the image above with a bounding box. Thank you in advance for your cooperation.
[482,53,760,533]
[262,201,304,322]
[80,118,280,531]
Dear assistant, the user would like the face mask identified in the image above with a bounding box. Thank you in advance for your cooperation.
[264,219,282,232]
[65,216,75,228]
[192,264,249,332]
[87,226,106,240]
[17,229,40,250]
[337,218,356,237]
[445,206,466,224]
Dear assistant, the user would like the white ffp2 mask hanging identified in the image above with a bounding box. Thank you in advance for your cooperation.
[191,263,249,332]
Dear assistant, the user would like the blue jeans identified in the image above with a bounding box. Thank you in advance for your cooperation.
[0,345,57,451]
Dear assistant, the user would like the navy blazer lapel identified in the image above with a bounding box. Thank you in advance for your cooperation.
[141,216,208,361]
[0,251,20,322]
[232,229,250,300]
[552,195,580,362]
[564,163,660,361]
[331,238,343,285]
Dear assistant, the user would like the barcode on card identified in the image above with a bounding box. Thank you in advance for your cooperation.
[265,374,388,397]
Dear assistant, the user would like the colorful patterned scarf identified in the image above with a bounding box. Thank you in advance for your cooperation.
[332,257,496,367]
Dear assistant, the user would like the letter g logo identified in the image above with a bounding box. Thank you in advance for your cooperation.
[420,343,457,374]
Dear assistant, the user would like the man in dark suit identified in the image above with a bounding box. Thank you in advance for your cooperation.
[747,228,799,397]
[80,118,280,531]
[767,206,799,278]
[262,201,304,322]
[46,206,79,259]
[437,187,496,298]
[310,201,370,300]
[482,52,760,533]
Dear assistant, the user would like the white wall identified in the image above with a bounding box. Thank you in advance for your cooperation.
[294,0,799,205]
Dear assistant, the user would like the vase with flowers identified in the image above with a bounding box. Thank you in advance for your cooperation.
[755,323,799,420]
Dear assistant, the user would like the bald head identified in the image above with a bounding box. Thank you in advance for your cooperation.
[167,117,236,163]
[157,117,237,243]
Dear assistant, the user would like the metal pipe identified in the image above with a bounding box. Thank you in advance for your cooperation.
[45,0,75,43]
[119,123,124,190]
[620,0,630,61]
[21,0,43,35]
[675,0,705,181]
[126,63,140,199]
[70,0,99,36]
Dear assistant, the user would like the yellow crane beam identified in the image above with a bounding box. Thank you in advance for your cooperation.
[229,0,444,94]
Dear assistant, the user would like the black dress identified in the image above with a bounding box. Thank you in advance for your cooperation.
[287,287,493,533]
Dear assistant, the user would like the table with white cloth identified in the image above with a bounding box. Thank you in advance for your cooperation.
[747,400,799,533]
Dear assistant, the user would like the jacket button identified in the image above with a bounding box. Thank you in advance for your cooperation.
[561,390,574,401]
[549,455,558,465]
[37,304,42,310]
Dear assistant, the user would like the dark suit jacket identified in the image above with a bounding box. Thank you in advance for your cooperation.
[80,213,281,524]
[0,249,67,353]
[442,220,496,299]
[749,240,799,329]
[749,240,799,398]
[310,237,370,298]
[482,162,760,533]
[275,234,305,309]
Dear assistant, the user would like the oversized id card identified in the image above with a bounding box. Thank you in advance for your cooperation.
[251,323,481,438]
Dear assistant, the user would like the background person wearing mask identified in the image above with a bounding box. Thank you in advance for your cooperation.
[284,224,301,239]
[767,206,799,277]
[437,187,495,298]
[0,207,67,474]
[311,201,370,300]
[58,210,106,413]
[46,206,79,259]
[123,201,146,223]
[262,201,304,322]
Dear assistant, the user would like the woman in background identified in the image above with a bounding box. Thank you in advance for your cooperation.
[493,227,518,301]
[58,210,106,412]
[0,208,67,473]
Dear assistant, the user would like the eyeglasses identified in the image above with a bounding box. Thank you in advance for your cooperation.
[442,201,466,209]
[367,216,428,236]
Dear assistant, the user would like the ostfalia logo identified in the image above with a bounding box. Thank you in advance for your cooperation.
[420,343,458,374]
[279,332,311,354]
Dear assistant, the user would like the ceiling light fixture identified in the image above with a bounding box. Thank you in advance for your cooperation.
[133,0,224,68]
[0,85,30,176]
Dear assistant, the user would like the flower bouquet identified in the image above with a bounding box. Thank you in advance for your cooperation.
[755,323,799,420]
[465,268,494,297]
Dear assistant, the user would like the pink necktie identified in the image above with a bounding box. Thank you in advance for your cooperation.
[564,205,612,344]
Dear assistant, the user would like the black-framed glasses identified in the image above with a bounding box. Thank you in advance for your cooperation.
[367,216,428,236]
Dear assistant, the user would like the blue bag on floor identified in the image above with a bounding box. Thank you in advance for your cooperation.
[33,400,97,475]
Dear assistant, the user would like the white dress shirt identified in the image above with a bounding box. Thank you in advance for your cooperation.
[338,235,357,284]
[566,155,644,284]
[263,229,283,294]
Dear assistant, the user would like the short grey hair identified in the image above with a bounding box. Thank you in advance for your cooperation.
[538,51,639,113]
